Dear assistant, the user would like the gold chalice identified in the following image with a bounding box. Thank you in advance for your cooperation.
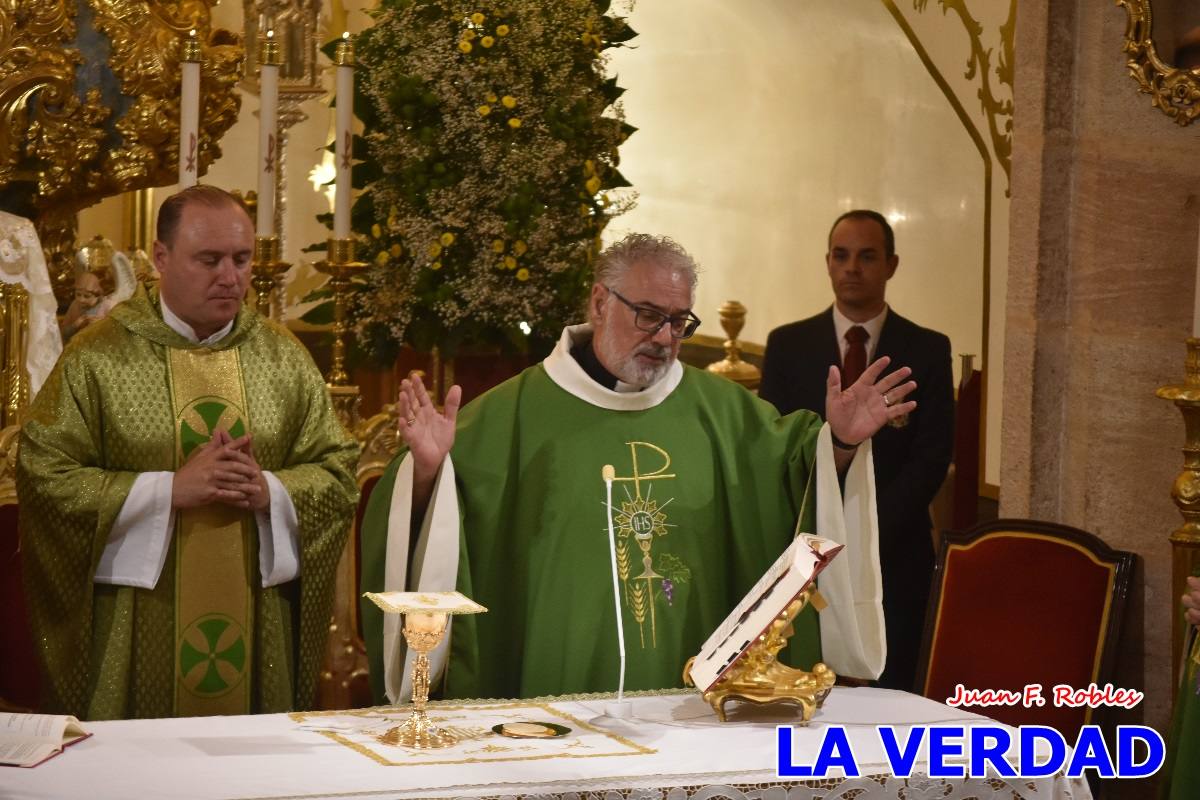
[363,591,487,750]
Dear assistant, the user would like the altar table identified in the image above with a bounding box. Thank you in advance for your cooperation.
[2,688,1093,800]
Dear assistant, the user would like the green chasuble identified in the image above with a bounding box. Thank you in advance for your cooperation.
[361,325,884,702]
[17,287,359,720]
[1163,624,1200,799]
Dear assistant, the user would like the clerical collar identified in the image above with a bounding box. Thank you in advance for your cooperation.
[159,294,235,346]
[570,339,620,391]
[543,324,683,411]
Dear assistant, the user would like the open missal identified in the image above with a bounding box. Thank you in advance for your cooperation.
[0,713,91,768]
[688,533,842,692]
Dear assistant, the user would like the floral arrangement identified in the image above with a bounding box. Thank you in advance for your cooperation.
[343,0,637,359]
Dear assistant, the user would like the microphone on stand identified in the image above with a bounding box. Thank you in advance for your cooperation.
[602,464,632,719]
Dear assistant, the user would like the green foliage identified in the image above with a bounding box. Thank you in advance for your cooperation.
[339,0,636,358]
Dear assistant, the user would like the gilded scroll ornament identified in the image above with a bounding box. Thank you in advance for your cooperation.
[913,0,1014,193]
[1118,0,1200,127]
[0,1,242,304]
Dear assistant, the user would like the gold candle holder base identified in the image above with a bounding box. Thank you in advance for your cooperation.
[1156,337,1200,684]
[705,300,761,391]
[251,235,290,319]
[683,590,835,723]
[314,237,366,388]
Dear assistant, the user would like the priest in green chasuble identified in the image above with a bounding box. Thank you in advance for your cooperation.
[17,186,359,720]
[1163,575,1200,799]
[361,233,916,703]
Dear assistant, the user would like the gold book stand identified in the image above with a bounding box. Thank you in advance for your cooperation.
[683,589,836,723]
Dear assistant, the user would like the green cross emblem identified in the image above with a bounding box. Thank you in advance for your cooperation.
[179,397,247,462]
[178,613,247,697]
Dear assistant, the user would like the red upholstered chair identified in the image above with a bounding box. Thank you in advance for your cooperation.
[915,519,1135,739]
[0,425,40,711]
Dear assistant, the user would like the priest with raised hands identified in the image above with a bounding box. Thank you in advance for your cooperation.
[360,233,917,704]
[17,185,359,720]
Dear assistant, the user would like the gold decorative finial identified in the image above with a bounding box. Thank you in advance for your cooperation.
[182,28,202,63]
[706,300,761,390]
[334,32,355,66]
[260,29,281,67]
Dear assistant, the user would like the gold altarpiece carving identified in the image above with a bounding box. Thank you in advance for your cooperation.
[0,0,242,306]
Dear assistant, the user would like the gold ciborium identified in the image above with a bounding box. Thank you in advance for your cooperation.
[362,591,488,749]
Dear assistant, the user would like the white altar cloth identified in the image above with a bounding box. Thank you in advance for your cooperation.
[1,689,1093,800]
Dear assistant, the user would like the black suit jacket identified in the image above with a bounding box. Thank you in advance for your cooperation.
[758,307,954,575]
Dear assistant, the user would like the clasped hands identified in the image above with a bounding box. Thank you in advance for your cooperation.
[1184,576,1200,630]
[171,429,270,512]
[824,356,917,447]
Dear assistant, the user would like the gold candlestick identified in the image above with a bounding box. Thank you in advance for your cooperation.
[250,235,289,319]
[314,237,365,430]
[705,300,761,390]
[1156,337,1200,685]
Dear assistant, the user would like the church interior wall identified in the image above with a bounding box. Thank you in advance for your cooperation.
[1005,0,1200,742]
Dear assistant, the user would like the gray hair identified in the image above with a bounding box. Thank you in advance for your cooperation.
[594,233,700,293]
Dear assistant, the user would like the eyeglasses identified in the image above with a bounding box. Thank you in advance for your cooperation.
[604,286,702,340]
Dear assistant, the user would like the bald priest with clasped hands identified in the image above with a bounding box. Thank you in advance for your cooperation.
[360,233,918,704]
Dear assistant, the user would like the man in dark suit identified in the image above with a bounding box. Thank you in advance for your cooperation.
[759,209,954,692]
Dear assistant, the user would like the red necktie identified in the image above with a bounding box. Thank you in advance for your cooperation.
[842,325,868,389]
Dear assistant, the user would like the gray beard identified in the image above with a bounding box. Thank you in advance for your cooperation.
[595,335,673,389]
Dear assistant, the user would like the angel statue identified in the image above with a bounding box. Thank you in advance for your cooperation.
[0,210,63,397]
[59,235,137,343]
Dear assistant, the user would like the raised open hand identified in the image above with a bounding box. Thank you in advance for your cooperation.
[398,372,462,475]
[825,356,917,447]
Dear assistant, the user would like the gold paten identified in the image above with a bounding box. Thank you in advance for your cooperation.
[705,300,761,391]
[250,235,289,319]
[314,237,366,429]
[1118,0,1200,126]
[1156,338,1200,687]
[683,590,836,724]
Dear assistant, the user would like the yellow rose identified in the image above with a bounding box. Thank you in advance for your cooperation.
[504,255,517,269]
[370,223,382,238]
[477,104,491,116]
[516,267,530,281]
[427,242,442,258]
[507,117,522,129]
[492,239,506,253]
[496,24,510,36]
[374,251,389,266]
[463,29,476,40]
[585,176,601,194]
[486,91,498,103]
[390,244,403,257]
[431,260,442,270]
[513,239,528,255]
[501,95,517,109]
[458,40,472,53]
[440,232,455,246]
[584,159,595,175]
[471,12,485,25]
[481,35,495,48]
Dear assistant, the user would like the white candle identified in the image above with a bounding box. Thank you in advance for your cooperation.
[257,30,280,237]
[179,29,201,188]
[334,32,354,239]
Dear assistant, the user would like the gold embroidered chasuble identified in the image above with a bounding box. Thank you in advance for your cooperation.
[360,325,884,703]
[17,287,359,720]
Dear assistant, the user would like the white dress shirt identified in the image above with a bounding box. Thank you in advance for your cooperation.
[831,304,888,366]
[94,297,301,589]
